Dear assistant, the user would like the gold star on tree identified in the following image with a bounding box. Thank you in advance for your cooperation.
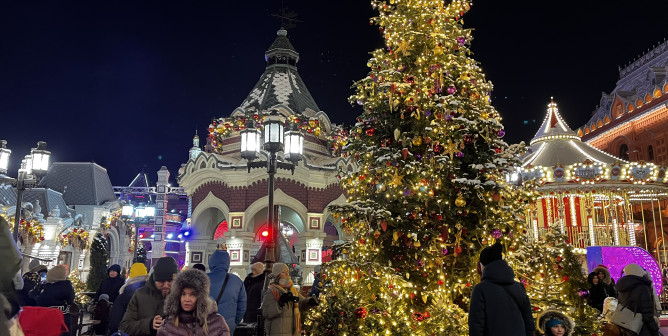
[396,39,412,56]
[442,139,459,160]
[389,168,404,187]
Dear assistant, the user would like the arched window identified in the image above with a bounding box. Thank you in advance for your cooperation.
[619,144,629,161]
[648,145,654,161]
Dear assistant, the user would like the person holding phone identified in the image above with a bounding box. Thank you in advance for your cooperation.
[261,263,317,336]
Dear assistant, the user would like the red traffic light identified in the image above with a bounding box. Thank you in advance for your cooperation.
[261,230,269,238]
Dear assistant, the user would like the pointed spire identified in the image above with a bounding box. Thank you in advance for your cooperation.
[530,98,579,145]
[265,28,299,68]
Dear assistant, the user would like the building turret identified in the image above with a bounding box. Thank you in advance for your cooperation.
[189,131,202,160]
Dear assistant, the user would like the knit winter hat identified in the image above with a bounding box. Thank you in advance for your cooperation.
[251,262,265,276]
[46,265,68,283]
[99,294,110,302]
[191,263,206,272]
[479,242,503,266]
[545,318,564,329]
[271,263,290,277]
[128,263,148,278]
[623,263,645,277]
[153,257,179,281]
[107,264,121,275]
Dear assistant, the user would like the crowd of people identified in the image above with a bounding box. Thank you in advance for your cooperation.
[0,215,664,336]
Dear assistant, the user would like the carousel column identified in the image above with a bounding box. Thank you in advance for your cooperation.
[608,191,620,245]
[152,166,170,266]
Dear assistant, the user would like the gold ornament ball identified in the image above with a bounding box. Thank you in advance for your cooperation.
[455,193,467,207]
[412,136,423,146]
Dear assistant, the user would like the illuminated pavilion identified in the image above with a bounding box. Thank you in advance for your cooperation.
[520,99,668,264]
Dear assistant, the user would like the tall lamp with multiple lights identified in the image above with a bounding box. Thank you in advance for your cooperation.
[0,141,51,242]
[240,110,303,274]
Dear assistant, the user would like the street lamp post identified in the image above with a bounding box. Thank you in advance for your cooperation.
[241,110,303,336]
[0,141,51,242]
[240,110,303,273]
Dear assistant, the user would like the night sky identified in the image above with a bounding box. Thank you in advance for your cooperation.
[1,1,667,186]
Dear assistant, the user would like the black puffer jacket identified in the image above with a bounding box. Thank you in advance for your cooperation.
[468,259,535,336]
[616,275,660,336]
[243,272,266,323]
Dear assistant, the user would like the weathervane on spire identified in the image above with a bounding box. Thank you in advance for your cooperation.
[271,0,302,30]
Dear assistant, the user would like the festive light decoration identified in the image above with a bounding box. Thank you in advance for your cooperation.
[208,113,349,156]
[304,0,527,334]
[69,269,91,307]
[508,226,601,335]
[2,214,45,245]
[59,227,90,251]
[100,208,122,231]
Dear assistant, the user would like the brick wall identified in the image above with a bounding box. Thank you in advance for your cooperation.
[192,179,343,213]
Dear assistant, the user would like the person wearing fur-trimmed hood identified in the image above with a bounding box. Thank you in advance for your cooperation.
[592,265,617,298]
[158,269,230,336]
[262,263,317,336]
[536,310,575,336]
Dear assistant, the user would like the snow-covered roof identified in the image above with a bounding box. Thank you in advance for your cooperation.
[236,29,320,116]
[38,162,117,206]
[523,100,625,168]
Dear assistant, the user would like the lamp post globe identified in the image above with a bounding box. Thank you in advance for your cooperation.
[262,110,284,153]
[240,120,261,161]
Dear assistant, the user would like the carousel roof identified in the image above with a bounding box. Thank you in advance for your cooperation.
[523,99,625,168]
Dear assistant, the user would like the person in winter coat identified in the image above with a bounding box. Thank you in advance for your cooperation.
[468,242,535,336]
[593,265,617,298]
[95,264,125,303]
[242,262,266,323]
[157,269,230,336]
[262,263,317,336]
[207,250,246,333]
[536,310,575,336]
[307,265,322,298]
[587,272,610,313]
[120,257,179,336]
[615,263,660,336]
[93,294,111,335]
[107,262,148,335]
[34,265,75,336]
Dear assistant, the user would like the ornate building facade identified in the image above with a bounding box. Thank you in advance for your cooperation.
[177,29,352,282]
[579,39,668,164]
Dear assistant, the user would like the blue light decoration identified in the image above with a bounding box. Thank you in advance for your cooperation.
[587,246,662,296]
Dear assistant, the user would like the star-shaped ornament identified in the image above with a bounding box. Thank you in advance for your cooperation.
[442,139,459,160]
[396,39,412,56]
[389,168,404,187]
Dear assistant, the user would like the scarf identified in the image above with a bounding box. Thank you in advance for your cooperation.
[269,283,301,334]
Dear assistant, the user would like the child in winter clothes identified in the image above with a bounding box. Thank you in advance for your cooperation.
[157,269,230,336]
[262,263,317,336]
[536,310,575,336]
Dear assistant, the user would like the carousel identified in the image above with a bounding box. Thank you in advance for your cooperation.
[520,99,668,268]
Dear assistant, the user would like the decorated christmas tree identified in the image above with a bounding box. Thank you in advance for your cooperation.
[508,226,601,335]
[304,0,526,334]
[69,269,91,307]
[86,232,109,292]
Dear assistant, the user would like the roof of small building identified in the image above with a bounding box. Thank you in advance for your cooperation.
[38,162,117,206]
[524,99,624,168]
[22,188,72,218]
[236,29,320,116]
[0,183,16,207]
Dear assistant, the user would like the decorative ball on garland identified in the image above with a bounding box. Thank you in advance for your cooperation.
[355,307,368,319]
[446,86,457,95]
[578,288,590,299]
[491,228,503,239]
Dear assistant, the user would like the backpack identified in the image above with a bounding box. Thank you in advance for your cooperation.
[18,306,68,336]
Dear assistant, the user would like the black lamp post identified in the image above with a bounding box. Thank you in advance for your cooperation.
[240,110,303,274]
[0,141,51,242]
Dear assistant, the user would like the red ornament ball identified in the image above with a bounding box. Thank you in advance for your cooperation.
[355,307,368,319]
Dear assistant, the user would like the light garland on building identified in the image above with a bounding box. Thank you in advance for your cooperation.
[60,228,90,251]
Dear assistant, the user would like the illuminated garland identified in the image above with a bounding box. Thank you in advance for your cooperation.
[208,113,349,156]
[69,269,91,306]
[2,214,45,245]
[60,228,90,251]
[100,209,123,231]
